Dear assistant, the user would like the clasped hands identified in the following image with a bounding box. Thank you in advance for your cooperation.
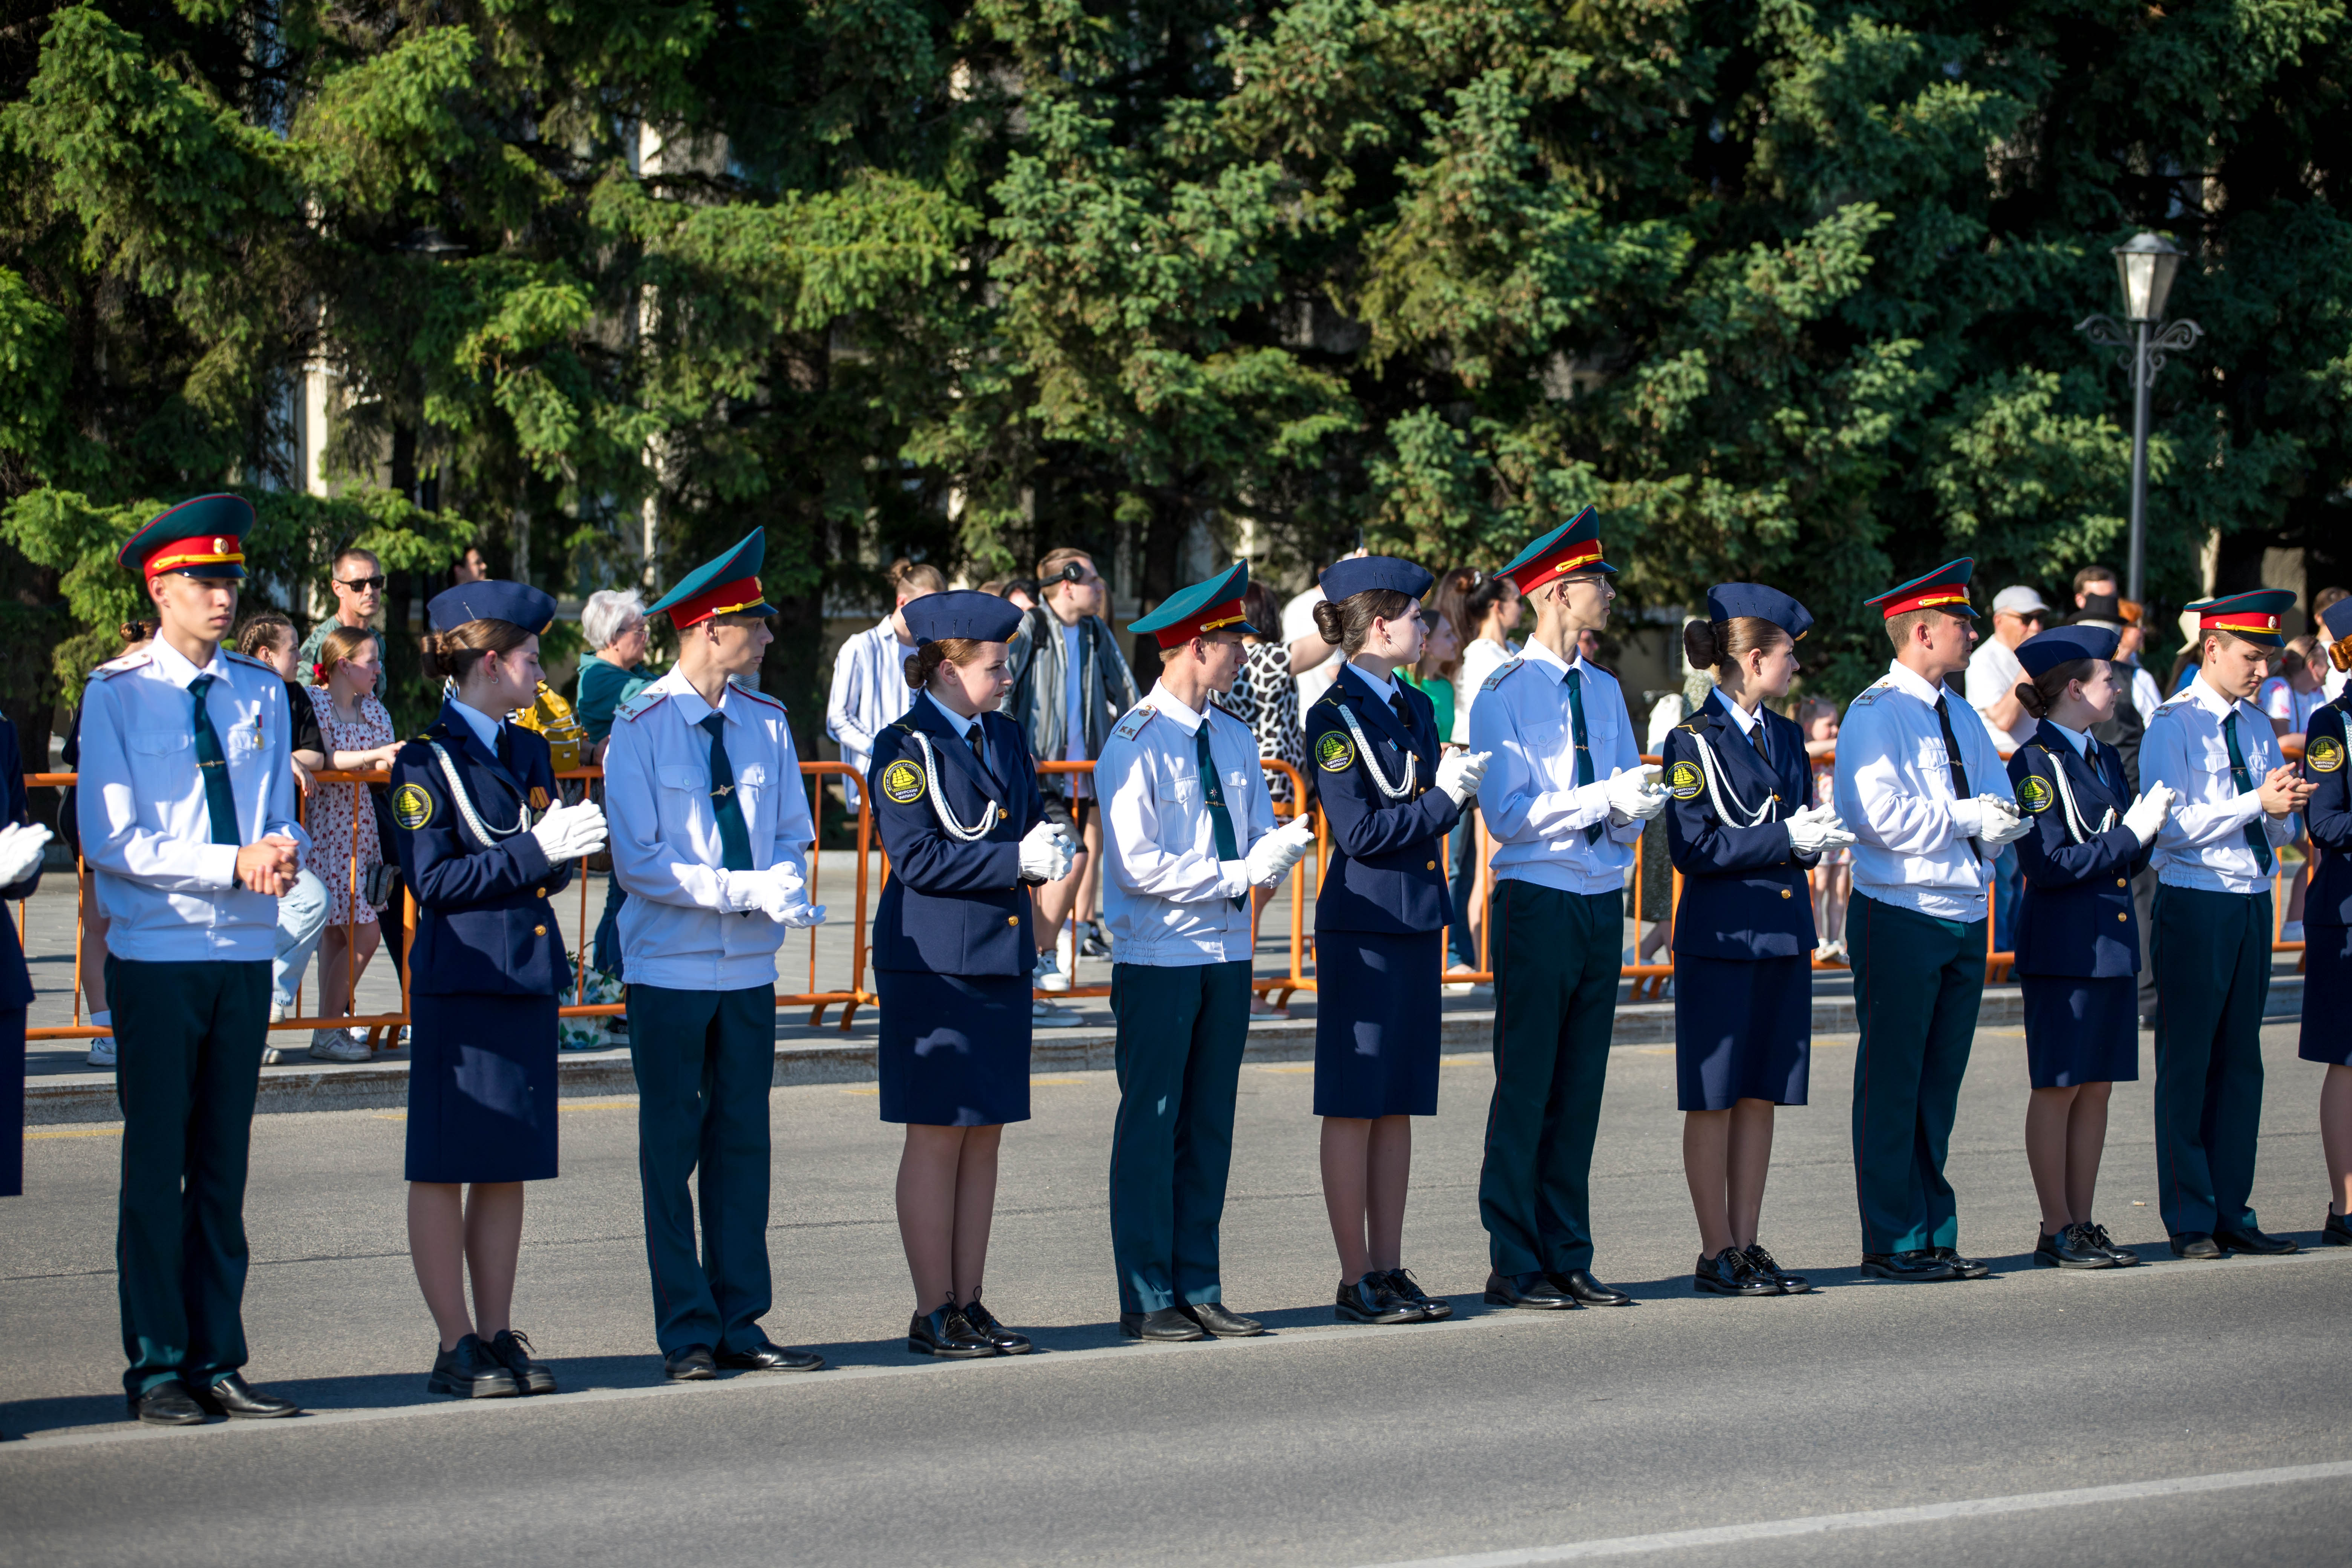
[2256,764,2314,819]
[233,836,301,896]
[1020,820,1078,884]
[1784,802,1856,856]
[1604,764,1668,827]
[721,862,825,927]
[1951,793,2032,849]
[1233,816,1318,893]
[0,822,53,888]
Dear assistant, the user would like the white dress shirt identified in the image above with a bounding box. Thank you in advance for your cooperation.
[1454,637,1520,746]
[77,637,308,963]
[825,617,917,806]
[2141,674,2298,895]
[1097,680,1277,965]
[1282,586,1340,721]
[1965,637,2036,750]
[2125,663,2165,725]
[1466,637,1644,895]
[604,666,818,990]
[447,698,504,753]
[1832,659,2013,922]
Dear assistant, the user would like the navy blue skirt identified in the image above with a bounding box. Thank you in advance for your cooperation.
[407,992,560,1183]
[877,969,1031,1126]
[2300,925,2351,1066]
[1314,929,1442,1118]
[2021,974,2140,1087]
[1674,954,1810,1111]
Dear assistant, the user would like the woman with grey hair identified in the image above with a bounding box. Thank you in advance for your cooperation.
[575,588,658,995]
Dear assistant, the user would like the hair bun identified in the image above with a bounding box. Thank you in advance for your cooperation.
[1311,599,1344,645]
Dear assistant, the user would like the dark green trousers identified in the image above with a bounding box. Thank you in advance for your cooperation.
[2152,885,2271,1238]
[627,983,778,1355]
[1108,960,1252,1314]
[1478,882,1623,1276]
[1848,894,1985,1255]
[108,957,269,1397]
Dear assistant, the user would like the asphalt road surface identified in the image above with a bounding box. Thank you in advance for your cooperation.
[3,1020,2346,1566]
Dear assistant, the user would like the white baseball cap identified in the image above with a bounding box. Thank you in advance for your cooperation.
[1991,585,2051,617]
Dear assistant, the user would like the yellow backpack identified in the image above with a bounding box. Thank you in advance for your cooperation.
[511,680,587,774]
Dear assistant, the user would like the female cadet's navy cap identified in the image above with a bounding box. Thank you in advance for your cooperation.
[903,589,1024,647]
[427,580,558,635]
[2016,624,2120,678]
[1703,583,1813,643]
[1320,555,1433,603]
[2321,595,2352,646]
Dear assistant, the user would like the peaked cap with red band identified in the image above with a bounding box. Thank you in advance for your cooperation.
[1496,506,1616,594]
[2188,588,2294,649]
[118,493,253,581]
[649,528,775,630]
[1130,560,1261,648]
[1864,558,1978,620]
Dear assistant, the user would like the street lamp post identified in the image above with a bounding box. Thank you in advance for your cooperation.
[2076,233,2203,605]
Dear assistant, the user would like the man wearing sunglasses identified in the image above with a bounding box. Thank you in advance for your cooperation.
[298,548,389,698]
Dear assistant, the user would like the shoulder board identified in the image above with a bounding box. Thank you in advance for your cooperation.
[1844,683,1890,709]
[222,650,275,674]
[90,652,153,679]
[1112,704,1156,742]
[733,686,786,714]
[2148,692,2194,720]
[616,689,671,723]
[1480,658,1525,693]
[1675,717,1706,734]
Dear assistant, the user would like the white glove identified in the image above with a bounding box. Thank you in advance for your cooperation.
[0,822,52,887]
[1020,821,1075,882]
[1243,817,1317,887]
[1978,795,2032,848]
[1605,764,1668,823]
[1435,750,1492,807]
[528,798,608,861]
[722,862,805,915]
[1949,794,2010,840]
[2122,784,2177,847]
[770,892,828,929]
[1784,803,1857,856]
[1215,860,1251,900]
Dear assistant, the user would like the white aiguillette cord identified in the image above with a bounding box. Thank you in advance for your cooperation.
[1335,702,1416,799]
[2037,742,2113,846]
[1690,726,1778,828]
[426,741,536,850]
[905,730,1001,843]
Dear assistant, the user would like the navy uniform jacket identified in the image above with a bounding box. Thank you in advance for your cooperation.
[869,698,1045,978]
[0,717,42,1008]
[1660,692,1818,960]
[2004,719,2149,978]
[2302,695,2351,928]
[388,701,574,998]
[1307,663,1460,934]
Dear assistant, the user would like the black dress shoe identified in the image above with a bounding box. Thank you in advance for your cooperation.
[429,1334,521,1398]
[1548,1269,1633,1306]
[959,1298,1032,1355]
[1483,1269,1576,1309]
[1741,1243,1811,1294]
[1694,1248,1779,1296]
[1178,1300,1266,1337]
[1118,1307,1207,1342]
[127,1380,206,1426]
[1337,1273,1421,1324]
[663,1344,718,1381]
[716,1338,827,1372]
[193,1373,300,1418]
[907,1306,996,1358]
[2035,1225,2113,1269]
[488,1329,557,1394]
[1929,1246,1992,1280]
[1861,1250,1959,1281]
[2170,1233,2223,1260]
[2080,1222,2139,1266]
[2216,1226,2298,1256]
[1381,1268,1452,1321]
[2324,1211,2352,1247]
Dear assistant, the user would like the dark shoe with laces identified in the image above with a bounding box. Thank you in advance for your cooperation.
[663,1344,718,1381]
[959,1297,1032,1355]
[1078,923,1113,960]
[1336,1273,1420,1324]
[2215,1225,2297,1256]
[1694,1248,1779,1296]
[429,1334,521,1398]
[2170,1232,2223,1260]
[127,1380,207,1426]
[1381,1268,1452,1321]
[192,1373,301,1418]
[1178,1300,1266,1338]
[2079,1222,2139,1267]
[1483,1269,1576,1309]
[716,1338,827,1372]
[488,1329,558,1393]
[1119,1308,1207,1342]
[1742,1243,1810,1294]
[1862,1250,1958,1281]
[1929,1246,1992,1280]
[2324,1211,2352,1247]
[1548,1269,1633,1307]
[2035,1225,2113,1269]
[907,1306,996,1358]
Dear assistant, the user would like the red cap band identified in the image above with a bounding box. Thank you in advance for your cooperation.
[1877,588,1972,620]
[665,576,765,631]
[144,535,246,579]
[2200,610,2281,635]
[1510,540,1604,594]
[1152,599,1250,648]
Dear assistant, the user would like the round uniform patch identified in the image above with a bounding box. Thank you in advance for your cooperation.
[880,759,927,804]
[2310,735,2346,773]
[391,783,435,830]
[2015,774,2054,813]
[1316,731,1357,773]
[1666,760,1703,801]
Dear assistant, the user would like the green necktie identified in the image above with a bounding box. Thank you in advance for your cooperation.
[1565,666,1599,845]
[1196,723,1243,909]
[699,712,755,871]
[188,674,240,847]
[2221,710,2274,876]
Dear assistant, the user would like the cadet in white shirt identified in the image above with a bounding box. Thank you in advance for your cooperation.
[1468,510,1666,1312]
[824,558,942,808]
[1832,559,2031,1282]
[80,495,307,1425]
[2139,590,2310,1259]
[1099,564,1313,1342]
[604,530,829,1380]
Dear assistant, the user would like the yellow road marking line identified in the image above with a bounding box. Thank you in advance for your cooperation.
[1030,1076,1086,1086]
[1255,1064,1315,1074]
[25,1126,122,1140]
[841,1087,879,1096]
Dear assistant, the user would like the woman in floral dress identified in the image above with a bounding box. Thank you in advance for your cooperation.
[301,626,402,1061]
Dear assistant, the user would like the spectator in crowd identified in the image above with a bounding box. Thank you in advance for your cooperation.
[829,560,944,809]
[2070,595,2148,789]
[233,613,335,1062]
[1281,547,1368,718]
[448,545,489,587]
[1001,547,1140,1015]
[1796,695,1851,959]
[1968,583,2049,951]
[300,547,389,698]
[300,627,401,1062]
[60,619,156,1067]
[2316,586,2349,701]
[1444,568,1523,970]
[1401,583,1478,987]
[1218,579,1308,1014]
[1000,578,1040,613]
[1576,626,1607,672]
[574,588,658,989]
[2073,566,2164,723]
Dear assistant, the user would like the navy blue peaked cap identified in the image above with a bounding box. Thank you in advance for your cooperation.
[905,589,1024,646]
[1704,583,1813,643]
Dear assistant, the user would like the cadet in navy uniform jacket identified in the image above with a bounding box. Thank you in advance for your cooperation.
[388,581,608,1400]
[1303,557,1487,1326]
[868,590,1075,1358]
[2004,625,2173,1269]
[1660,585,1847,1298]
[2300,596,2352,1248]
[0,714,51,1200]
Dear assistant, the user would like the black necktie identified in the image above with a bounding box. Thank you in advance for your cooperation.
[1566,667,1599,845]
[966,724,987,776]
[495,723,514,770]
[1932,695,1984,862]
[188,674,240,846]
[2222,710,2273,876]
[698,712,755,871]
[1749,712,1770,767]
[1389,690,1413,732]
[1196,723,1243,909]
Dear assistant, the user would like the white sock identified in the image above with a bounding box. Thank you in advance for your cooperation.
[90,1010,111,1029]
